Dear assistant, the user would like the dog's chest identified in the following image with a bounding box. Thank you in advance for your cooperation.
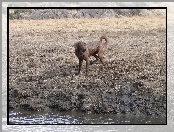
[75,51,85,59]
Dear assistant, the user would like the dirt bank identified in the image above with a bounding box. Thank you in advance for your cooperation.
[9,15,166,115]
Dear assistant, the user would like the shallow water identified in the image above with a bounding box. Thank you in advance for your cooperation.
[9,109,166,124]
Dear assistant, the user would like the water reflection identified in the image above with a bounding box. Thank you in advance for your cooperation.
[9,109,166,124]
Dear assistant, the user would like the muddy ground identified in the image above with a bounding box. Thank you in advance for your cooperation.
[9,15,166,116]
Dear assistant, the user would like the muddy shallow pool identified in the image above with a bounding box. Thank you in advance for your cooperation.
[9,108,166,124]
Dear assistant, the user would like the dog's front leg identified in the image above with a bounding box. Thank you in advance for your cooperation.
[86,58,90,76]
[78,59,83,74]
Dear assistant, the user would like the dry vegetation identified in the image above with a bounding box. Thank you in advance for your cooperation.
[9,15,166,115]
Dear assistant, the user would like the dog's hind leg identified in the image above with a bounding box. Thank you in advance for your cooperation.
[90,54,99,65]
[98,52,105,65]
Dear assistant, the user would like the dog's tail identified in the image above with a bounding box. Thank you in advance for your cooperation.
[100,35,107,44]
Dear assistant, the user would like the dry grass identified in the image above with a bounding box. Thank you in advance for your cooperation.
[9,15,166,57]
[10,15,165,35]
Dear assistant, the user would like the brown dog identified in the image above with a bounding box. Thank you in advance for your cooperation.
[74,35,108,75]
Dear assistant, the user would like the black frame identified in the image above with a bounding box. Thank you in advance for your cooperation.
[7,6,167,125]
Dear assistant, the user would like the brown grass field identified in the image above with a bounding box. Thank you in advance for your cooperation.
[9,15,166,115]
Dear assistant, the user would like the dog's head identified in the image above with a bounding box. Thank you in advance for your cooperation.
[74,41,86,53]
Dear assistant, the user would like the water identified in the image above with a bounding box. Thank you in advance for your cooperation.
[9,109,166,124]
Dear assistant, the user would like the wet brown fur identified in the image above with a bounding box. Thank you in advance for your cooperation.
[74,35,108,75]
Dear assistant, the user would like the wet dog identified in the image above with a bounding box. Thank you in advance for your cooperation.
[74,35,108,75]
